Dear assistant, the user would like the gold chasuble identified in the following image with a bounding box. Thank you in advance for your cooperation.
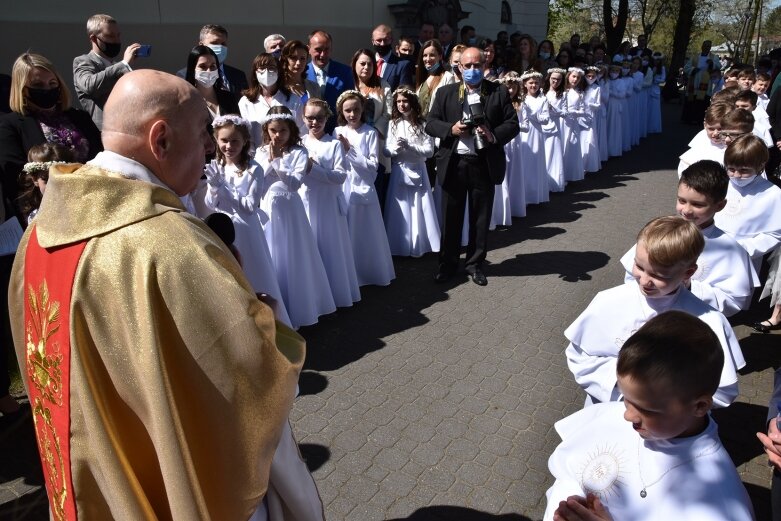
[9,164,305,520]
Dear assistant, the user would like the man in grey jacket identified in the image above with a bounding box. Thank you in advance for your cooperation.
[73,14,141,129]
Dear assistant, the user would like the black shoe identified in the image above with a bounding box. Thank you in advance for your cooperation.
[434,270,452,283]
[469,269,487,286]
[752,319,781,333]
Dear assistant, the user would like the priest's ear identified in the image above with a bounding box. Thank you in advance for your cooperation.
[149,120,171,161]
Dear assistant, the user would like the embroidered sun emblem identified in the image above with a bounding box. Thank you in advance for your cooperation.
[691,257,710,281]
[579,445,625,499]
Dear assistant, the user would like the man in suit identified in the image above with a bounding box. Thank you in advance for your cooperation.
[73,14,141,129]
[426,47,519,286]
[372,24,414,92]
[177,24,248,100]
[415,22,436,60]
[438,23,455,60]
[306,30,354,133]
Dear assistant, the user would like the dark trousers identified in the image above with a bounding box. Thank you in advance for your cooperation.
[439,155,495,273]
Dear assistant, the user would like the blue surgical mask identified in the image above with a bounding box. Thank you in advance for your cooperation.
[539,51,551,60]
[468,37,477,46]
[641,59,649,66]
[462,68,483,85]
[621,67,630,75]
[207,44,228,64]
[730,175,757,188]
[425,62,441,73]
[271,50,282,60]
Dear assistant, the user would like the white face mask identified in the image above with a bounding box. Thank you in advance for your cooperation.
[195,69,219,88]
[585,77,596,85]
[730,175,757,188]
[256,70,278,87]
[609,72,619,80]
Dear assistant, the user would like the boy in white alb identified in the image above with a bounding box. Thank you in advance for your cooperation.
[735,89,773,147]
[714,134,781,273]
[547,311,754,521]
[566,216,745,408]
[620,161,758,316]
[677,102,731,177]
[679,107,754,178]
[752,72,770,111]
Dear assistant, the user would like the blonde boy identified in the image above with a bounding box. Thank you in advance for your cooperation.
[565,217,745,408]
[620,161,758,316]
[548,312,754,521]
[678,102,733,176]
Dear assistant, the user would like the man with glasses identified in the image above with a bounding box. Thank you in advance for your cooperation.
[425,47,519,286]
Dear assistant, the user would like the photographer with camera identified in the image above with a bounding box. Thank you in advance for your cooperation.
[73,14,144,130]
[426,46,520,286]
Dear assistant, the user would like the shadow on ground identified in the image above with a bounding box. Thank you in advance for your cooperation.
[387,506,533,521]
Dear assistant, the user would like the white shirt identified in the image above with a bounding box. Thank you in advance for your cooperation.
[564,283,744,407]
[619,225,759,316]
[456,87,480,155]
[545,402,754,521]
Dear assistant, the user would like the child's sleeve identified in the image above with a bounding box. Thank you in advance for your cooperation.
[345,130,379,183]
[737,231,781,259]
[407,131,435,159]
[271,148,307,191]
[308,145,348,185]
[240,163,264,213]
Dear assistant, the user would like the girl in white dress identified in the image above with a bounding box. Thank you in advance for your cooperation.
[648,52,665,134]
[629,57,645,146]
[203,114,291,327]
[520,70,555,199]
[596,64,610,163]
[606,64,625,158]
[620,61,634,152]
[544,68,567,193]
[581,66,601,173]
[561,67,586,182]
[239,53,305,151]
[300,98,361,308]
[384,88,440,256]
[334,91,395,286]
[257,106,336,329]
[502,74,526,218]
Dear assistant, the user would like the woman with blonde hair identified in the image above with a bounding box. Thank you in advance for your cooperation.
[0,52,101,214]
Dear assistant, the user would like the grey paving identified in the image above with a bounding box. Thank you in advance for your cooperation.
[2,104,779,520]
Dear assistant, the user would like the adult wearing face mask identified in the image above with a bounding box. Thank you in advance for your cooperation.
[371,24,413,93]
[0,53,102,214]
[185,46,239,120]
[425,47,520,287]
[73,13,141,130]
[239,53,304,150]
[177,24,248,100]
[264,33,286,60]
[460,25,477,47]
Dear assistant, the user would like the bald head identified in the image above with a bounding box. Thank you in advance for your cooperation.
[103,70,198,139]
[102,70,214,195]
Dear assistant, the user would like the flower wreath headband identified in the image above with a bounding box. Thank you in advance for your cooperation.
[259,112,296,126]
[212,114,252,132]
[568,67,585,75]
[336,89,365,106]
[520,70,543,82]
[392,87,417,100]
[547,68,567,76]
[498,72,520,84]
[585,66,600,73]
[23,161,66,174]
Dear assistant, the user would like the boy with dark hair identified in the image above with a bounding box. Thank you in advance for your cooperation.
[566,216,745,408]
[737,67,756,90]
[753,72,771,110]
[621,160,758,316]
[715,134,781,271]
[735,89,773,146]
[548,311,754,521]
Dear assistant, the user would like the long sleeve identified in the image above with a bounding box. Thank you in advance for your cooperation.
[73,56,129,99]
[307,144,347,185]
[565,341,620,404]
[425,85,456,141]
[341,129,379,183]
[736,231,781,259]
[270,149,307,191]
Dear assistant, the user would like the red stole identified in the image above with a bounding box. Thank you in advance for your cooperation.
[23,227,87,521]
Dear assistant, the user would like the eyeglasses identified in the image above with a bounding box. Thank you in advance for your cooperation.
[717,131,747,140]
[303,115,326,123]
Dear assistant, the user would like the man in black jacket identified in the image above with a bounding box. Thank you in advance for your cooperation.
[425,47,519,286]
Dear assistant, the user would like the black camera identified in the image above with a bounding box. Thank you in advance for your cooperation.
[461,103,488,150]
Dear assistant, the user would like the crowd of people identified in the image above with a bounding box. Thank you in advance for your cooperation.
[3,12,781,521]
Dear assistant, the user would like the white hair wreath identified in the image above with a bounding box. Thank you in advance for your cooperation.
[567,67,585,75]
[23,161,66,174]
[259,112,295,126]
[520,70,543,81]
[336,89,364,107]
[212,114,252,132]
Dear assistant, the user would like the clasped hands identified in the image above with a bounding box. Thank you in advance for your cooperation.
[553,494,613,521]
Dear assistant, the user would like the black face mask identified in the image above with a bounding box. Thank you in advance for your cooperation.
[97,38,122,59]
[373,43,392,57]
[26,86,61,109]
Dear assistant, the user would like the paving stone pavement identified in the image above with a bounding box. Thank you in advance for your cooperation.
[1,103,779,520]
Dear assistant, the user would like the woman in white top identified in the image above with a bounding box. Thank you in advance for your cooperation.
[415,40,456,118]
[239,53,304,151]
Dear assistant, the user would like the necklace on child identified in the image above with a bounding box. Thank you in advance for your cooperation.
[232,165,245,178]
[636,437,720,498]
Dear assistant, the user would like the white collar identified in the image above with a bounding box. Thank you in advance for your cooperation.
[87,150,172,192]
